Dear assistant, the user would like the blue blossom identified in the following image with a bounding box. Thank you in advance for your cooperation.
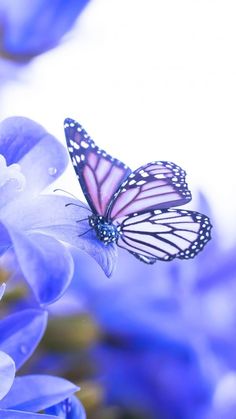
[0,0,90,59]
[0,116,115,306]
[49,199,236,419]
[0,116,72,305]
[0,292,85,418]
[45,395,86,419]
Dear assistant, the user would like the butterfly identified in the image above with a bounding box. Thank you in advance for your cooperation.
[64,118,212,264]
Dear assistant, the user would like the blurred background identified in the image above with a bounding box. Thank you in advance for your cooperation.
[1,1,236,418]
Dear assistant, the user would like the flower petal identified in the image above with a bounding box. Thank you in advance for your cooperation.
[0,309,47,370]
[3,224,74,305]
[2,194,118,277]
[0,222,11,255]
[0,375,79,412]
[0,409,57,418]
[0,0,90,57]
[0,116,68,196]
[0,283,6,300]
[0,351,15,401]
[45,395,86,419]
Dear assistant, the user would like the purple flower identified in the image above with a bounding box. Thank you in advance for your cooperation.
[0,116,115,305]
[0,293,84,418]
[0,0,90,60]
[0,116,73,305]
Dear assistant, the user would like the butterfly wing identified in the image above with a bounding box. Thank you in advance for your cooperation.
[116,209,212,263]
[108,161,192,220]
[64,118,132,216]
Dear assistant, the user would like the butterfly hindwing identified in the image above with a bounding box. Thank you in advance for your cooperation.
[116,209,212,263]
[64,118,132,216]
[108,161,192,220]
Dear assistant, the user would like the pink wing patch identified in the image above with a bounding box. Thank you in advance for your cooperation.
[117,209,212,263]
[64,118,131,216]
[109,161,192,220]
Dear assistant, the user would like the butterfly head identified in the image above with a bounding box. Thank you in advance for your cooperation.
[88,214,119,245]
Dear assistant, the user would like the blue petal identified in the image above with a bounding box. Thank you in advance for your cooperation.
[0,116,68,195]
[0,351,15,401]
[2,194,118,277]
[0,375,79,412]
[0,309,47,370]
[3,224,74,305]
[0,0,90,57]
[0,222,11,254]
[45,395,86,419]
[0,409,57,418]
[0,283,6,300]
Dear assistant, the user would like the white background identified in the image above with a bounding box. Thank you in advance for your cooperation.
[1,0,235,245]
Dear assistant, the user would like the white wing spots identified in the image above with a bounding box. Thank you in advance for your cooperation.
[136,180,146,186]
[81,140,89,149]
[69,139,80,150]
[155,174,166,179]
[75,155,81,163]
[140,170,149,178]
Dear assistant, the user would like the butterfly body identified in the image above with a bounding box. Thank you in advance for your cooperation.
[88,214,120,245]
[64,118,212,264]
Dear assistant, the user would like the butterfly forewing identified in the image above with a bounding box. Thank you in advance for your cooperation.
[64,118,132,216]
[108,161,192,220]
[116,209,212,263]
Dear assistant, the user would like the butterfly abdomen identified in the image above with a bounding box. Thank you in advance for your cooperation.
[89,214,120,245]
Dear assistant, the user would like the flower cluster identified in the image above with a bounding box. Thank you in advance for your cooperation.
[0,116,92,418]
[0,285,85,418]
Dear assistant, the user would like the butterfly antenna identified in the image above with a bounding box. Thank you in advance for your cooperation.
[65,202,92,212]
[78,228,93,237]
[76,218,89,223]
[53,188,78,199]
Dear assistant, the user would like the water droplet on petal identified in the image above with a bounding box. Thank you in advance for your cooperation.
[20,344,28,355]
[48,167,57,176]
